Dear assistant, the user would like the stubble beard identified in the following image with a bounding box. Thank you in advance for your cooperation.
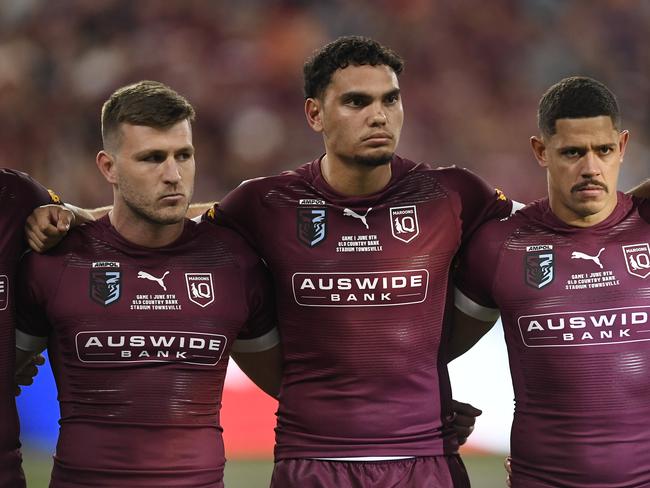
[352,150,394,167]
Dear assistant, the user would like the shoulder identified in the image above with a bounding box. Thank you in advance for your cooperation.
[0,168,57,208]
[192,219,262,269]
[225,170,305,199]
[632,195,650,223]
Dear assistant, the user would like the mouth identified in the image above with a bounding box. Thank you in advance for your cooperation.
[572,181,608,197]
[362,132,393,146]
[159,193,186,204]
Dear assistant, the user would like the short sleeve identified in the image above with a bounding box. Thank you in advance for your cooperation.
[15,252,53,352]
[453,221,504,321]
[209,180,263,249]
[440,167,513,244]
[232,257,278,353]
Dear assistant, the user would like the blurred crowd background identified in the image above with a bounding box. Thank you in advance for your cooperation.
[2,0,649,208]
[4,0,650,482]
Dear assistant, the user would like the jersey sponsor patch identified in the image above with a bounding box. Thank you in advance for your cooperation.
[292,269,429,307]
[90,266,121,306]
[622,243,650,279]
[0,275,8,310]
[75,330,227,365]
[525,249,554,289]
[185,273,214,307]
[518,305,650,347]
[389,205,419,243]
[297,207,327,247]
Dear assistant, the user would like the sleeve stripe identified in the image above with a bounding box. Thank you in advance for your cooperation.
[232,327,280,353]
[454,287,500,322]
[511,200,525,215]
[16,329,47,352]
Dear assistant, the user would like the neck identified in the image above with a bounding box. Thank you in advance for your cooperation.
[109,205,185,248]
[548,194,618,228]
[321,154,392,196]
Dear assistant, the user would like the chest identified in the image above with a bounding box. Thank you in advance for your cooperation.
[495,233,650,350]
[44,254,248,366]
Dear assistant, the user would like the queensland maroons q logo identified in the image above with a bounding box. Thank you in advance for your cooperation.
[623,243,650,279]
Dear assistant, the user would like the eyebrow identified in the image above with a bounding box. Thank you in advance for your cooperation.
[339,88,401,101]
[557,143,616,152]
[132,145,195,159]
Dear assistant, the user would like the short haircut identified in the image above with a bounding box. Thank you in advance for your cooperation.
[538,76,620,137]
[101,80,195,150]
[303,36,404,99]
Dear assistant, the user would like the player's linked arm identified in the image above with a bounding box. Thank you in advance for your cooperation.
[231,344,283,399]
[447,307,498,363]
[627,179,650,198]
[26,202,217,253]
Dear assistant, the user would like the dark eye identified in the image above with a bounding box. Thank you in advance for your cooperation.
[176,152,193,161]
[346,96,365,107]
[143,153,166,163]
[600,146,613,155]
[385,93,400,104]
[562,149,580,158]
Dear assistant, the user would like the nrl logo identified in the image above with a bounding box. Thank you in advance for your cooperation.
[622,243,650,279]
[90,268,121,306]
[185,273,215,307]
[525,245,554,289]
[390,205,419,243]
[297,207,327,247]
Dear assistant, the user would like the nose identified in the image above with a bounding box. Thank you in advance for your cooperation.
[580,151,601,179]
[369,102,387,126]
[161,157,182,184]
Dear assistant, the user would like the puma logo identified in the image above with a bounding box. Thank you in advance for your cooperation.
[137,271,170,291]
[571,248,605,269]
[343,207,372,229]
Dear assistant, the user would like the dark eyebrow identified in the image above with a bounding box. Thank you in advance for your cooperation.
[340,91,372,103]
[383,88,401,99]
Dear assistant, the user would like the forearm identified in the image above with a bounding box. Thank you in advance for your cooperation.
[626,178,650,198]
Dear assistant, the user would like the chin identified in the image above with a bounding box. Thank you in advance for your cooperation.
[353,151,394,167]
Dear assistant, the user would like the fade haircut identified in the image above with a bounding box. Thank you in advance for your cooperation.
[101,80,195,150]
[538,76,620,138]
[303,36,404,100]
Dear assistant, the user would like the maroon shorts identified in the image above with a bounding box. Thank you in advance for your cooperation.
[270,456,470,488]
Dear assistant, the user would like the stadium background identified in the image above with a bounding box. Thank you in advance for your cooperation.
[3,0,649,486]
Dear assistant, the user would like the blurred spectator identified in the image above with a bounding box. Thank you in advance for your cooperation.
[0,0,647,206]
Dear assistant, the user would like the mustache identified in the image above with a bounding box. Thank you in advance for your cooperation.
[571,180,608,193]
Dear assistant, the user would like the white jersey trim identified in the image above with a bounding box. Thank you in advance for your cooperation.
[312,456,415,462]
[454,287,500,322]
[511,200,525,214]
[16,330,47,353]
[232,327,280,353]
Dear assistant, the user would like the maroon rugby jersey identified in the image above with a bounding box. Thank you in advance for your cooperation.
[212,155,512,459]
[0,169,56,488]
[455,194,650,487]
[15,216,277,488]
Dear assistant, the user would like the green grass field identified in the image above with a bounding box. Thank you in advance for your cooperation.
[23,451,508,487]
